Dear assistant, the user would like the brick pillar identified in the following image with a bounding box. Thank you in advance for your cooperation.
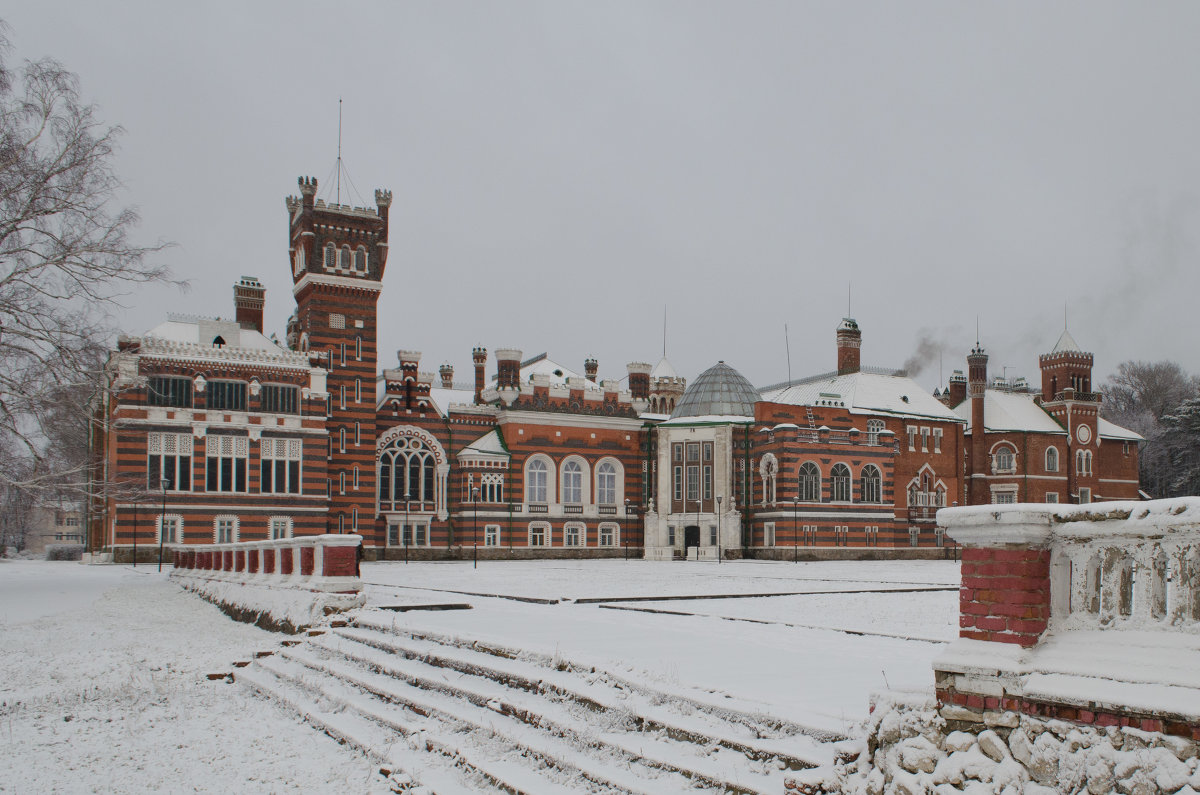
[472,347,487,404]
[958,546,1050,646]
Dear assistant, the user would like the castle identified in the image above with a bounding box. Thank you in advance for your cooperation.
[87,177,1142,561]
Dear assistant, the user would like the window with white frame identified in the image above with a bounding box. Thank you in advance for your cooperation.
[269,516,292,540]
[703,465,712,500]
[562,460,584,504]
[1078,487,1091,504]
[528,522,549,546]
[759,454,778,505]
[1045,492,1059,504]
[1076,449,1093,476]
[935,527,945,547]
[387,523,401,546]
[485,524,500,546]
[867,419,884,445]
[933,428,942,453]
[206,435,248,492]
[479,472,503,503]
[909,527,919,547]
[798,462,820,502]
[260,437,302,494]
[830,463,851,502]
[339,472,345,495]
[803,525,817,545]
[764,522,775,547]
[668,526,676,546]
[1046,446,1059,472]
[991,486,1018,504]
[525,458,549,503]
[353,466,360,490]
[214,515,238,543]
[866,525,879,546]
[324,243,336,269]
[993,446,1016,473]
[564,523,583,547]
[709,525,717,546]
[148,432,192,491]
[907,426,917,451]
[340,244,352,269]
[353,246,368,272]
[328,312,345,329]
[860,465,881,503]
[673,466,683,501]
[596,460,617,505]
[599,523,618,546]
[920,427,929,452]
[379,435,438,509]
[158,514,183,544]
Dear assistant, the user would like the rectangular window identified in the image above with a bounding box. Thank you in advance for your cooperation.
[703,443,712,462]
[907,426,917,452]
[702,466,712,500]
[147,376,192,408]
[1045,492,1059,504]
[355,422,360,446]
[1079,488,1091,504]
[387,524,400,546]
[993,491,1017,504]
[920,427,929,452]
[215,518,235,543]
[205,436,248,492]
[260,384,299,414]
[339,472,345,495]
[673,443,683,462]
[687,443,700,462]
[355,379,361,403]
[269,518,291,540]
[599,524,616,546]
[529,524,547,546]
[933,428,942,454]
[355,337,362,361]
[340,385,347,409]
[147,432,192,491]
[667,526,676,546]
[329,313,345,329]
[686,465,699,501]
[709,525,717,546]
[207,380,247,412]
[764,522,775,547]
[673,466,683,501]
[565,525,581,547]
[160,516,179,544]
[353,466,359,490]
[485,525,500,546]
[340,343,346,366]
[260,438,302,494]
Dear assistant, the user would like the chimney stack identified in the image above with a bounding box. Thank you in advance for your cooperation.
[967,344,989,503]
[472,347,487,404]
[439,363,454,390]
[233,276,266,334]
[948,370,967,406]
[585,357,598,381]
[836,318,862,375]
[495,349,522,390]
[627,362,652,401]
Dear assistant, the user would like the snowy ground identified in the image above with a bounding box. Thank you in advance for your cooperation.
[2,557,959,792]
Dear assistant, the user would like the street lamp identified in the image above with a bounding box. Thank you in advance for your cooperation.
[472,486,479,570]
[131,501,138,568]
[403,490,410,565]
[716,494,723,564]
[694,493,700,563]
[157,480,168,573]
[792,496,799,564]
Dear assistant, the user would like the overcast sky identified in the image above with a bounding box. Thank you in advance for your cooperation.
[9,3,1200,393]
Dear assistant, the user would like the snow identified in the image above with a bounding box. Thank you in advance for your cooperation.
[953,388,1066,434]
[143,317,283,352]
[651,355,680,380]
[762,371,962,422]
[457,427,509,458]
[658,413,756,426]
[429,385,478,415]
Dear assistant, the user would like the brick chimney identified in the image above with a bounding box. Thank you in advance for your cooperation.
[967,344,989,503]
[948,369,967,407]
[627,362,652,401]
[233,276,266,334]
[495,349,522,390]
[472,347,487,404]
[836,318,861,375]
[585,357,598,382]
[439,362,454,389]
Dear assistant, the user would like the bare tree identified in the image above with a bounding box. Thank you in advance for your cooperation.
[0,25,171,502]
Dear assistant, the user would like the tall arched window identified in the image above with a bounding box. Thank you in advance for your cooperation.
[340,244,352,268]
[526,458,548,503]
[596,461,617,504]
[759,454,778,505]
[354,246,367,271]
[324,243,336,269]
[798,462,820,502]
[1045,446,1059,472]
[562,460,583,504]
[867,419,885,445]
[993,445,1015,473]
[378,435,437,509]
[1076,449,1093,476]
[831,463,851,502]
[860,465,882,503]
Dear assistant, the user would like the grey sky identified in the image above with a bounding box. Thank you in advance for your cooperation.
[9,3,1200,393]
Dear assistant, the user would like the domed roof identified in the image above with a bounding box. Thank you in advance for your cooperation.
[670,361,760,419]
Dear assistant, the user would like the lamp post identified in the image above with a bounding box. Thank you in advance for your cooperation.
[403,490,410,565]
[472,486,479,570]
[157,480,168,573]
[131,501,138,568]
[792,496,799,564]
[716,494,723,564]
[694,493,700,563]
[623,498,630,561]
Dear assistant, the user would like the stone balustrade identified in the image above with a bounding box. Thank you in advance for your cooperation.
[934,498,1200,738]
[170,534,362,594]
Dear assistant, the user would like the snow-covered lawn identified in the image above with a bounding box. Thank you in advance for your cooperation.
[0,560,385,794]
[2,557,960,792]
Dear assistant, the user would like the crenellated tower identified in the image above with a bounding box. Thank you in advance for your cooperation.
[285,176,390,540]
[1039,330,1101,503]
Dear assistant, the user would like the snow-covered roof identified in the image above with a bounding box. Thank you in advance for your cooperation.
[458,429,509,460]
[953,390,1065,434]
[144,316,282,352]
[1098,417,1144,442]
[762,371,962,422]
[429,386,477,417]
[659,414,756,426]
[511,354,602,392]
[1051,329,1083,354]
[651,356,680,381]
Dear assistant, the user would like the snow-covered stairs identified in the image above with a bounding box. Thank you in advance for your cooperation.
[239,609,850,794]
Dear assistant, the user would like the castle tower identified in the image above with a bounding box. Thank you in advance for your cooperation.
[439,362,454,389]
[648,356,685,415]
[967,344,989,504]
[627,362,652,404]
[1039,330,1100,503]
[472,347,487,404]
[285,176,390,540]
[836,318,862,375]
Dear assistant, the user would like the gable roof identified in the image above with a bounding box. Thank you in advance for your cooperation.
[457,429,510,461]
[761,371,962,423]
[953,390,1065,434]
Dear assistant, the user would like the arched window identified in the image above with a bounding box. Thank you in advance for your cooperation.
[867,419,885,446]
[340,244,352,268]
[759,453,778,505]
[831,463,851,502]
[562,459,583,504]
[993,446,1015,473]
[860,465,882,503]
[596,461,617,504]
[1045,446,1059,472]
[354,246,367,272]
[1076,449,1093,476]
[324,243,336,269]
[798,462,820,502]
[526,458,549,503]
[378,435,437,509]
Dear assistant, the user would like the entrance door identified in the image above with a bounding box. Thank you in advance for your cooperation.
[684,525,700,551]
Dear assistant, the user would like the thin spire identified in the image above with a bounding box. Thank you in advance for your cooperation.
[662,306,667,358]
[336,98,343,205]
[785,323,792,385]
[976,315,980,346]
[847,281,852,317]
